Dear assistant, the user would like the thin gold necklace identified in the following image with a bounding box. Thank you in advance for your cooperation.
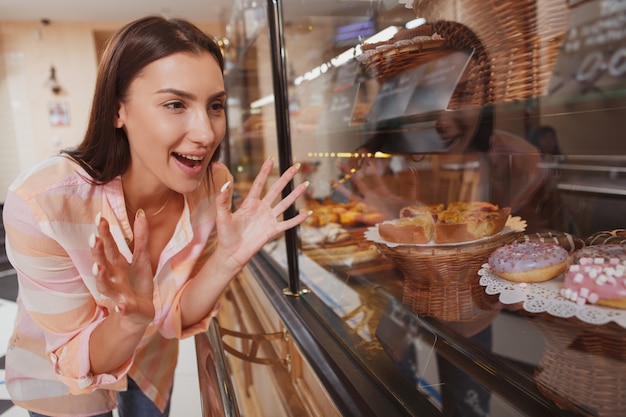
[122,177,174,218]
[126,191,173,218]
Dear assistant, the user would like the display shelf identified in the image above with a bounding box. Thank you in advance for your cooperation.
[213,1,626,416]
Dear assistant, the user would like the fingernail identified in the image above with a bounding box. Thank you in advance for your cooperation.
[135,208,145,219]
[88,233,96,249]
[294,162,301,171]
[307,210,313,216]
[95,212,102,226]
[303,180,310,188]
[267,155,274,161]
[220,181,232,193]
[92,262,99,276]
[114,305,121,313]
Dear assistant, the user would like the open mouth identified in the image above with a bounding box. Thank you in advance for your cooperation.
[173,152,204,168]
[440,134,462,150]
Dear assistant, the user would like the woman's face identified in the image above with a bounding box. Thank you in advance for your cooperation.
[116,51,226,193]
[435,106,482,153]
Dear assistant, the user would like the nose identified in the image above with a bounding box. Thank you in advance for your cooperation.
[188,109,217,146]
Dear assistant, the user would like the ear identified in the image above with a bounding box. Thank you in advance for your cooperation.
[114,103,127,128]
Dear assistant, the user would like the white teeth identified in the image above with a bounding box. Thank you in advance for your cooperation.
[175,153,203,161]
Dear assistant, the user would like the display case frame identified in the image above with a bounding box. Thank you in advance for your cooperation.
[205,1,626,416]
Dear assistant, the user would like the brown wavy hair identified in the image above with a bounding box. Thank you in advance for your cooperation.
[63,15,224,183]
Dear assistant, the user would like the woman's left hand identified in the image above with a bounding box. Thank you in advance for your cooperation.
[213,157,309,272]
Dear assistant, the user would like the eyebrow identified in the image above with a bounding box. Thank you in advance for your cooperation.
[156,88,227,101]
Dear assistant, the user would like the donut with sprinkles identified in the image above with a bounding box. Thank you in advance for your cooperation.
[488,241,568,283]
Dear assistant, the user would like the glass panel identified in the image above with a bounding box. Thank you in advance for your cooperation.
[226,1,626,415]
[224,2,279,206]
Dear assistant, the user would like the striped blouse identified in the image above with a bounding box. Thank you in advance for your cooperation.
[3,155,231,416]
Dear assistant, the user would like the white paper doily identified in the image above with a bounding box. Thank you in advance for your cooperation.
[479,265,626,328]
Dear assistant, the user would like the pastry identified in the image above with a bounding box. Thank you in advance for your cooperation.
[304,201,383,228]
[399,204,443,219]
[488,241,569,283]
[572,244,626,264]
[517,232,584,254]
[433,203,510,243]
[561,257,626,309]
[378,214,434,244]
[585,229,626,245]
[377,201,509,244]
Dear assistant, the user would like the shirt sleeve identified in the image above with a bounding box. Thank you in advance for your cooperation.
[161,278,221,339]
[157,162,232,340]
[3,191,131,394]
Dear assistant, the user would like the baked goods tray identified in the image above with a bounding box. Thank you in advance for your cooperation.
[479,266,626,328]
[301,226,395,271]
[364,215,526,247]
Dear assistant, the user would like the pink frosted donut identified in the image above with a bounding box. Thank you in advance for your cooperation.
[561,257,626,309]
[572,244,626,263]
[488,241,569,283]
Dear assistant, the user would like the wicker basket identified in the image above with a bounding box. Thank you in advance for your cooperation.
[365,45,451,84]
[363,21,492,109]
[375,230,520,322]
[529,314,626,417]
[410,0,569,105]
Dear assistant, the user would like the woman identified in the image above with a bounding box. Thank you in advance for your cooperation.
[2,16,309,417]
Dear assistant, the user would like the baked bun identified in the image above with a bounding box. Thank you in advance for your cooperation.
[304,200,384,228]
[488,241,569,283]
[378,214,434,244]
[561,257,626,309]
[434,203,510,243]
[377,201,510,244]
[517,232,584,254]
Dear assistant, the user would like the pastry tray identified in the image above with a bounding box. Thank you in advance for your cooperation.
[365,216,527,248]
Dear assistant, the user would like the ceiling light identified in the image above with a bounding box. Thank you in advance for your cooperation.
[405,18,426,29]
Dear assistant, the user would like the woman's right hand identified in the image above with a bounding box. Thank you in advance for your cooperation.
[211,157,310,273]
[90,211,155,325]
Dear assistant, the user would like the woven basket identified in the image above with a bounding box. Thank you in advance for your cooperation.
[375,230,520,322]
[365,45,451,85]
[529,314,626,417]
[411,0,569,105]
[363,21,492,109]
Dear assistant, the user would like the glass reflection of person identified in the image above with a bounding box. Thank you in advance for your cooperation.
[334,21,557,417]
[529,125,562,156]
[525,125,574,232]
[336,21,549,231]
[434,104,548,232]
[336,103,549,232]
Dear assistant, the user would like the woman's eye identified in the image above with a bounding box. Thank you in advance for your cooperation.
[209,101,225,114]
[165,101,185,110]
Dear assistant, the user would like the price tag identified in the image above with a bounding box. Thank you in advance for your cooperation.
[369,49,473,122]
[405,49,474,115]
[368,64,427,122]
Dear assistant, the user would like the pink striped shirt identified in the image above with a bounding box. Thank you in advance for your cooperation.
[3,155,230,416]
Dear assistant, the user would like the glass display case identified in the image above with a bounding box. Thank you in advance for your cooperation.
[198,1,626,416]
